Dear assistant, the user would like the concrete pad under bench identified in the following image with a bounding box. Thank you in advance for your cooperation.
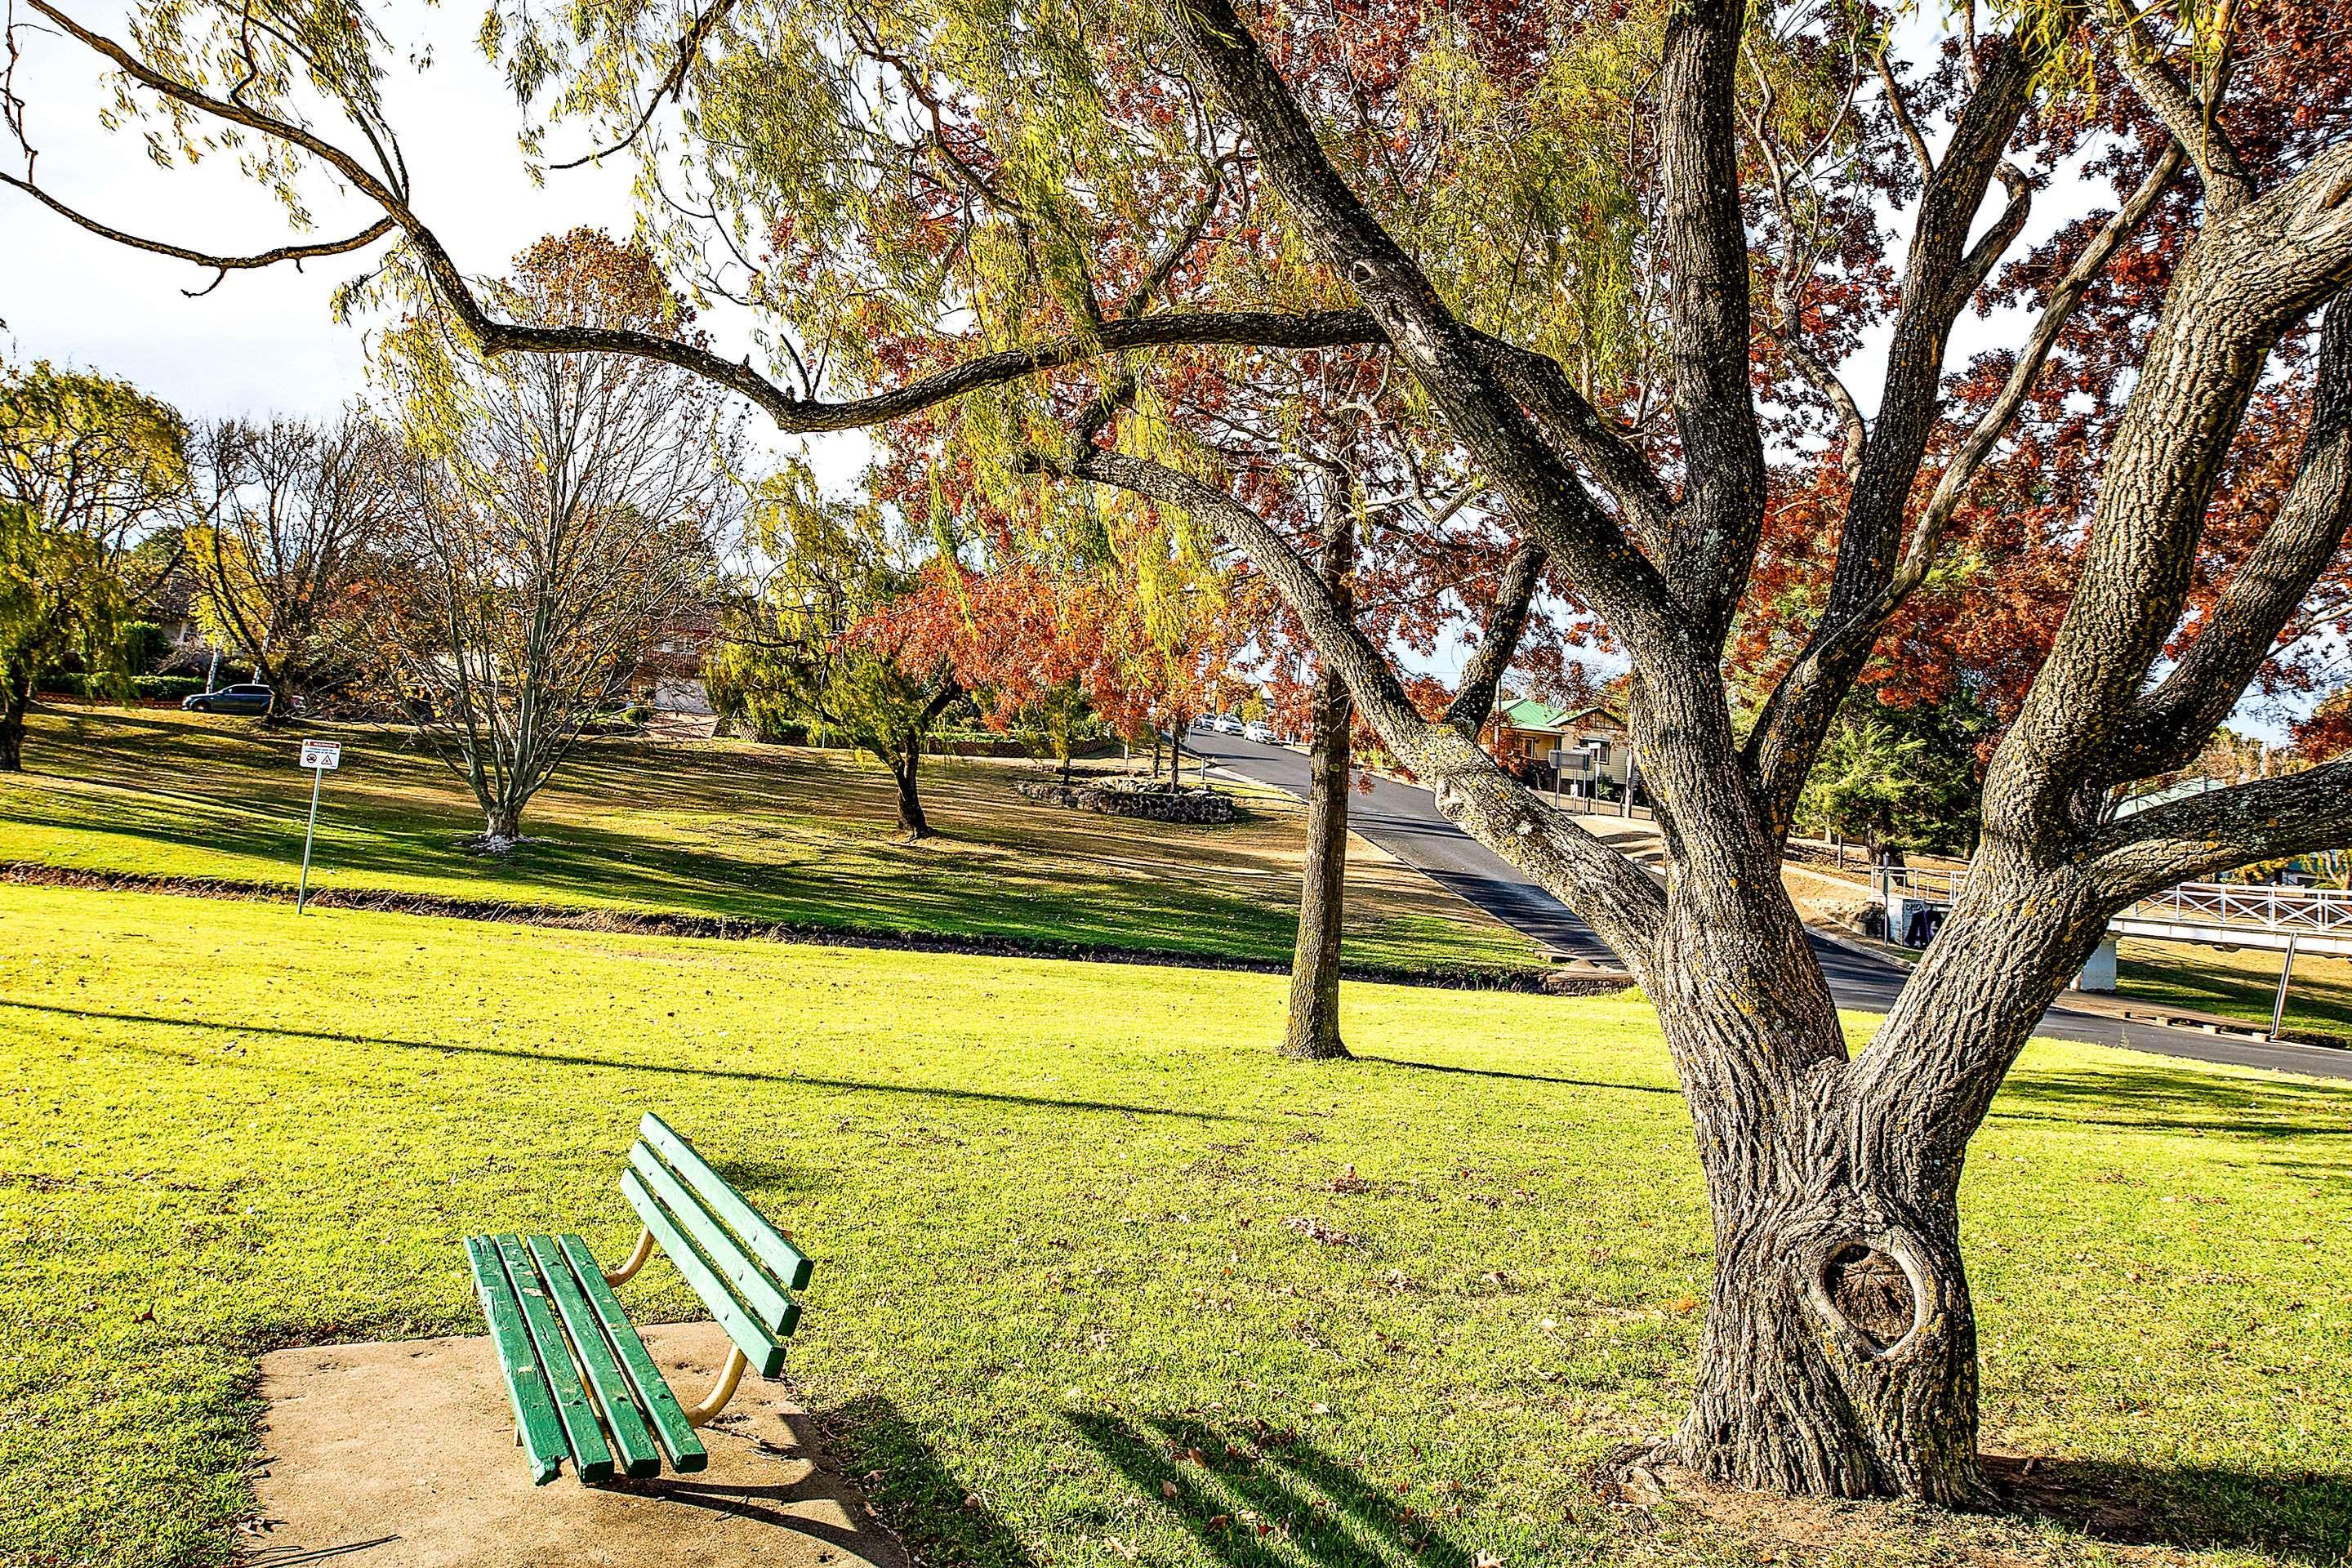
[243,1322,905,1568]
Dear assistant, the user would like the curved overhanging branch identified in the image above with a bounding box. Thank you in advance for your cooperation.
[12,1,1393,434]
[1044,443,1669,966]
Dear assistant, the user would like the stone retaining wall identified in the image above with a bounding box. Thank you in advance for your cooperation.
[1015,778,1238,824]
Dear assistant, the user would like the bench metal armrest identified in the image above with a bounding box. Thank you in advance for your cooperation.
[601,1227,656,1286]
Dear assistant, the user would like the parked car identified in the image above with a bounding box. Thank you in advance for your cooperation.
[1243,719,1275,743]
[1216,714,1245,735]
[182,684,273,716]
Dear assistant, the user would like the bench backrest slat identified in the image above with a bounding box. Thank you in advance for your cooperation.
[620,1167,788,1377]
[624,1143,801,1338]
[636,1113,814,1290]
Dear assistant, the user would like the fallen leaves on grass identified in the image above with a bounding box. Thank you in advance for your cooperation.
[1283,1214,1364,1249]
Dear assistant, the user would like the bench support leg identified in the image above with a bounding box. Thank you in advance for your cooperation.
[684,1347,751,1428]
[601,1228,656,1286]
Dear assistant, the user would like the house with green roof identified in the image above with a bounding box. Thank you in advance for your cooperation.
[1490,698,1633,795]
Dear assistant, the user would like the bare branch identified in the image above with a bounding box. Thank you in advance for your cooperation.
[0,171,394,295]
[1444,540,1546,735]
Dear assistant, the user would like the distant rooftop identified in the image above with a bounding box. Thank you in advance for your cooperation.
[1496,698,1624,734]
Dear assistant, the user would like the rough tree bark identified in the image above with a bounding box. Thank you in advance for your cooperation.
[1283,472,1357,1062]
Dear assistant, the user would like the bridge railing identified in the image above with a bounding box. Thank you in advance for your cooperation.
[2123,882,2352,936]
[1870,866,2351,938]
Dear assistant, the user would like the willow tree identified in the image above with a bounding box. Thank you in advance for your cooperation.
[13,0,2352,1504]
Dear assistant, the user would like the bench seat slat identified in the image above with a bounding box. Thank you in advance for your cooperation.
[464,1236,567,1486]
[626,1144,802,1338]
[557,1233,708,1473]
[492,1233,616,1483]
[638,1113,814,1290]
[621,1169,787,1377]
[526,1235,662,1479]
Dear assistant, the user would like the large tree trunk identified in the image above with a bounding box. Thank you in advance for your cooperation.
[483,800,524,842]
[1680,1141,1982,1501]
[1284,663,1352,1060]
[892,735,931,839]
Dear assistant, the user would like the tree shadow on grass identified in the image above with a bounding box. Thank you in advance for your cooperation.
[1352,1052,1679,1097]
[1987,1453,2352,1566]
[0,998,1241,1122]
[813,1393,1041,1568]
[1067,1408,1470,1568]
[1991,1061,2352,1142]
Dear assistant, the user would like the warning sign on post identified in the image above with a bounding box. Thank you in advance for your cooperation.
[300,740,341,772]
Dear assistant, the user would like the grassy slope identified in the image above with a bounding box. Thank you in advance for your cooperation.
[0,704,1541,975]
[4,884,2347,1568]
[2117,938,2352,1046]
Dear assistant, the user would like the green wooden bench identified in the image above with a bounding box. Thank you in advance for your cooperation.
[462,1111,813,1485]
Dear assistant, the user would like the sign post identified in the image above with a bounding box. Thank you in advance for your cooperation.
[296,739,341,913]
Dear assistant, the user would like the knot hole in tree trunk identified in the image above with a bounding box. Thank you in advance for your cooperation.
[1823,1244,1916,1351]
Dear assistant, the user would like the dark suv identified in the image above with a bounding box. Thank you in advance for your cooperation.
[182,684,274,716]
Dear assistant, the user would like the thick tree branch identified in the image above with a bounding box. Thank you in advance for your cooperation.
[2100,0,2256,216]
[2102,296,2352,780]
[1985,140,2352,835]
[1654,0,1767,635]
[1049,443,1669,960]
[1444,540,1546,735]
[1151,0,1686,668]
[2085,758,2352,903]
[1744,39,2043,830]
[1470,332,1675,540]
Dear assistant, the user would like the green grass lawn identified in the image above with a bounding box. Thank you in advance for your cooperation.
[2118,938,2352,1047]
[4,884,2347,1568]
[0,703,1542,976]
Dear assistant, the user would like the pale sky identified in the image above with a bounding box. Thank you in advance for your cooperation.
[0,4,2325,733]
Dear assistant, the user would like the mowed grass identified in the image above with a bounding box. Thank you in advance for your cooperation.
[5,885,2350,1568]
[2118,938,2352,1047]
[0,704,1542,974]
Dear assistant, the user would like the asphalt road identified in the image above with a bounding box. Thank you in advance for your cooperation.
[1185,728,2352,1080]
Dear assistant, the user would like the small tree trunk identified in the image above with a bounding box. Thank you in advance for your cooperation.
[483,801,524,842]
[1284,664,1352,1060]
[0,688,25,773]
[1284,464,1357,1061]
[893,735,931,839]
